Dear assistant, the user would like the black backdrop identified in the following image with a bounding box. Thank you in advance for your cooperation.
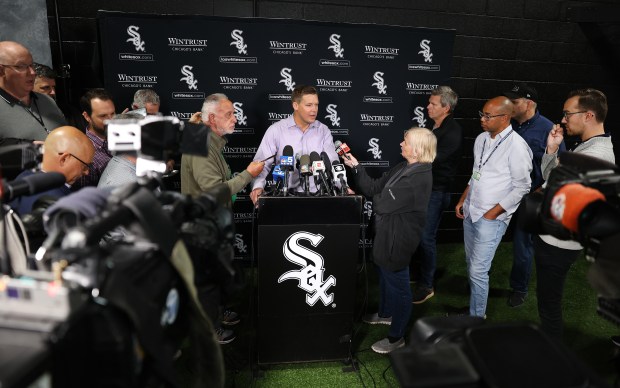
[98,11,455,259]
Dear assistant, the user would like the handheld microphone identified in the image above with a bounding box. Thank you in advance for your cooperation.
[299,154,311,196]
[334,140,352,160]
[2,172,66,202]
[550,183,605,233]
[280,148,294,196]
[331,162,349,195]
[321,151,337,196]
[310,151,332,196]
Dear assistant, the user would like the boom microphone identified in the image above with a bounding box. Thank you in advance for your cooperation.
[2,172,66,202]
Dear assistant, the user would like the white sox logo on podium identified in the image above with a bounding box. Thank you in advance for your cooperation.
[278,231,336,307]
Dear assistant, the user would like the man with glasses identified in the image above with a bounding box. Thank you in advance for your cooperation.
[455,96,532,318]
[535,88,615,340]
[73,88,117,189]
[9,126,94,216]
[502,83,565,308]
[0,41,66,144]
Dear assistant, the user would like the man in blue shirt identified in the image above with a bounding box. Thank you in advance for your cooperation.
[503,83,565,308]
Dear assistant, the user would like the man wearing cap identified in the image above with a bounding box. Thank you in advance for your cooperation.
[503,82,564,308]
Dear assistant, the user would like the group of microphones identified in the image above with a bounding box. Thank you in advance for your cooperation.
[270,142,352,197]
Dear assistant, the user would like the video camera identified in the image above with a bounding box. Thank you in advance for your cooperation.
[519,151,620,324]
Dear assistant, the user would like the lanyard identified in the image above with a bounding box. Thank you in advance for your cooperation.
[477,130,513,170]
[20,98,49,134]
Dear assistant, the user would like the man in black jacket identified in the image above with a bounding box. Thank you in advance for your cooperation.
[412,86,462,304]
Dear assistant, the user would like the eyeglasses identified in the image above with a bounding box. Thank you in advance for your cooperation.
[478,111,507,121]
[0,63,35,73]
[69,153,91,171]
[562,110,587,119]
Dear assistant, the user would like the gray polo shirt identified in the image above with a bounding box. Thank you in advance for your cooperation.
[0,88,67,143]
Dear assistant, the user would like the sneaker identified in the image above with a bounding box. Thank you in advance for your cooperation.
[222,309,240,326]
[362,313,392,325]
[215,327,236,345]
[412,286,435,304]
[507,291,527,308]
[371,337,405,354]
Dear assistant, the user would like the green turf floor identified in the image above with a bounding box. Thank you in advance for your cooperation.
[221,242,618,387]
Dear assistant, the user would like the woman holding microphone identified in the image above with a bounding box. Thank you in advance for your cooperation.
[342,127,436,353]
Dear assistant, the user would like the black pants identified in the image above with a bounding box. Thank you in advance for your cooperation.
[534,235,581,340]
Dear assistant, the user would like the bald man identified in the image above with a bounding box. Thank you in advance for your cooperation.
[0,41,66,144]
[455,96,533,317]
[9,126,94,216]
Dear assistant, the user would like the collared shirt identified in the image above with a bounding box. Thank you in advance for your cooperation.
[73,129,112,189]
[0,88,66,142]
[464,125,533,225]
[98,155,137,188]
[252,115,339,192]
[511,110,562,190]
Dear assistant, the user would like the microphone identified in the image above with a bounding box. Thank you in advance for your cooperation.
[2,172,66,202]
[334,140,352,160]
[299,154,311,196]
[331,162,349,195]
[280,145,295,197]
[321,152,338,196]
[550,183,605,233]
[310,151,333,196]
[272,164,285,196]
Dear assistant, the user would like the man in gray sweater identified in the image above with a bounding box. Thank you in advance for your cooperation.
[535,88,615,340]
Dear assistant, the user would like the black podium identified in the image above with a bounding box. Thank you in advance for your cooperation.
[256,196,363,364]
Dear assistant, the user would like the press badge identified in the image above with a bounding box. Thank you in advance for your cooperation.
[472,171,481,180]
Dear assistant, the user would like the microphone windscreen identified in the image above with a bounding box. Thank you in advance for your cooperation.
[334,140,343,148]
[309,151,321,162]
[550,183,605,232]
[321,152,333,173]
[283,145,294,157]
[300,154,310,167]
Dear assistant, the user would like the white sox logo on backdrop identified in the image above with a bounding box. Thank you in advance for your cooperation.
[230,29,247,55]
[233,102,247,126]
[372,71,387,95]
[234,233,247,253]
[180,65,198,90]
[363,200,373,219]
[367,138,382,160]
[325,104,341,127]
[412,106,427,127]
[126,25,145,52]
[278,231,336,307]
[279,68,296,91]
[328,34,344,58]
[418,39,433,63]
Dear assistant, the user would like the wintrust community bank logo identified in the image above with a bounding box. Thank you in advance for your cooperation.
[412,106,427,127]
[269,40,308,55]
[364,44,399,60]
[269,67,296,101]
[361,138,389,168]
[325,104,349,136]
[220,29,258,64]
[120,25,153,61]
[316,78,352,93]
[167,37,208,53]
[359,113,393,128]
[278,231,336,307]
[223,146,258,159]
[233,101,254,135]
[406,82,438,95]
[117,73,158,89]
[320,34,350,67]
[408,39,440,71]
[234,233,248,254]
[172,65,205,100]
[219,76,257,91]
[363,71,392,103]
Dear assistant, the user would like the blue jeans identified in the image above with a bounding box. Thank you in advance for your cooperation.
[418,191,452,289]
[509,215,534,293]
[463,216,508,317]
[378,265,412,339]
